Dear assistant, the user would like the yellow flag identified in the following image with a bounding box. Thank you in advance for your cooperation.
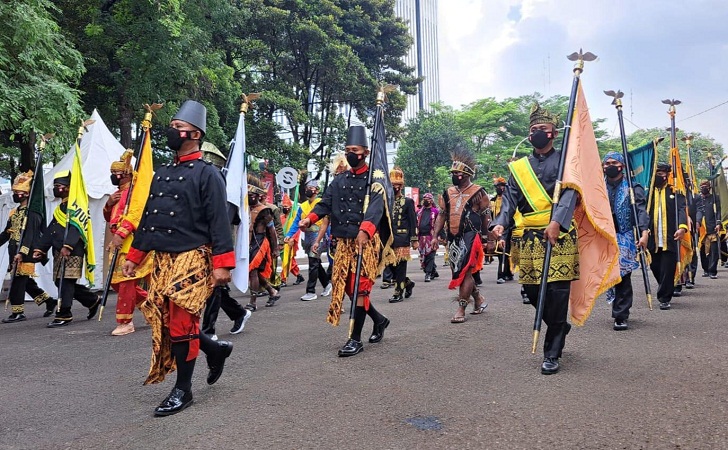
[68,140,96,285]
[561,81,621,326]
[668,146,693,283]
[119,128,153,253]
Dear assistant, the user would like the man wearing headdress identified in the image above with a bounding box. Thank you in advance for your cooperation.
[280,194,304,287]
[121,100,236,416]
[417,193,439,282]
[646,162,687,311]
[490,103,579,375]
[298,125,391,357]
[697,179,721,279]
[285,179,332,301]
[491,177,514,284]
[33,171,100,327]
[0,171,56,322]
[432,146,489,323]
[103,150,150,336]
[385,167,417,303]
[246,174,281,310]
[602,152,650,330]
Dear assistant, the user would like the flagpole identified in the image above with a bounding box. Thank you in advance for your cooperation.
[663,99,683,276]
[605,90,654,310]
[99,104,161,320]
[531,49,596,354]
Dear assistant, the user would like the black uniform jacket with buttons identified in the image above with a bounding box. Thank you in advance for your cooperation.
[128,151,235,267]
[1,206,46,262]
[391,195,416,248]
[35,201,84,257]
[307,164,384,240]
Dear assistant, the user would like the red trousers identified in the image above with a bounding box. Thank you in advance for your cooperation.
[169,301,200,361]
[112,280,148,324]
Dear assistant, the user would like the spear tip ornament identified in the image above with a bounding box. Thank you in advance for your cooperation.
[604,89,624,106]
[566,49,597,74]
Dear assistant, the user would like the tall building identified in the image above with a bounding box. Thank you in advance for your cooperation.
[389,0,440,166]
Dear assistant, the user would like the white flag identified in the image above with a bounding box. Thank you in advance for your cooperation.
[226,112,249,292]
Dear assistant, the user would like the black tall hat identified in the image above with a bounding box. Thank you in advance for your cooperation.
[173,100,207,136]
[346,125,368,148]
[656,162,672,173]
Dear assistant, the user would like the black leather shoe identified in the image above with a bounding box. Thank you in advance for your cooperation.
[2,313,27,323]
[424,274,431,282]
[432,271,439,279]
[44,299,58,317]
[154,388,193,416]
[388,293,403,303]
[613,320,628,331]
[207,340,233,385]
[659,302,671,310]
[369,317,390,343]
[404,280,415,298]
[338,339,363,357]
[87,296,101,320]
[541,357,559,375]
[293,274,305,285]
[47,318,73,328]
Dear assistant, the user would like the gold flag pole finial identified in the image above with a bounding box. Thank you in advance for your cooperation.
[141,103,163,130]
[39,133,55,151]
[240,93,261,115]
[661,99,682,118]
[567,48,597,75]
[376,84,397,106]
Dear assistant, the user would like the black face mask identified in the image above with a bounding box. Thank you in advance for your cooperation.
[249,195,258,206]
[654,175,667,188]
[495,187,505,195]
[12,194,26,204]
[701,188,710,195]
[53,187,67,198]
[529,129,553,150]
[346,152,363,168]
[110,174,121,186]
[282,208,291,215]
[305,189,316,199]
[452,174,465,186]
[166,127,192,151]
[423,200,432,207]
[604,165,622,178]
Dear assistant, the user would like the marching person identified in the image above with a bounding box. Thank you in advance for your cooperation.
[697,180,721,279]
[285,179,331,301]
[385,167,417,303]
[491,177,514,284]
[298,125,390,357]
[602,152,650,330]
[432,146,489,324]
[490,103,579,374]
[417,193,439,282]
[246,174,281,310]
[33,171,101,327]
[1,171,56,322]
[122,100,236,416]
[280,194,304,287]
[104,150,150,336]
[646,162,688,311]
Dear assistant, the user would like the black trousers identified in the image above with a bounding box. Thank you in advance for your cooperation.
[202,286,246,335]
[649,250,677,303]
[391,260,408,292]
[721,239,728,264]
[9,275,51,308]
[422,252,436,276]
[611,272,633,321]
[306,256,329,294]
[382,266,393,282]
[523,280,571,359]
[497,254,513,279]
[700,239,719,276]
[55,278,98,318]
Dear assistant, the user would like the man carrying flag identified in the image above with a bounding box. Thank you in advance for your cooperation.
[34,170,100,327]
[122,100,236,416]
[299,124,394,357]
[1,170,56,322]
[103,149,152,336]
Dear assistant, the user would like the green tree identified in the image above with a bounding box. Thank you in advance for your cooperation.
[0,0,85,179]
[394,104,471,195]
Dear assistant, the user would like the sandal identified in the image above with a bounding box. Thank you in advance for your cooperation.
[244,303,257,312]
[450,315,466,324]
[265,294,280,307]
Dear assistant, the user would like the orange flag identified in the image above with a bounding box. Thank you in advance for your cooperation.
[668,146,694,283]
[561,81,621,326]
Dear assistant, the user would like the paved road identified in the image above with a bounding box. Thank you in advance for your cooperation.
[1,257,727,449]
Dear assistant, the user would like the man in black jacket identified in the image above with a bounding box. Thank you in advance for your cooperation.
[386,167,417,303]
[647,162,688,310]
[33,171,100,327]
[697,180,722,279]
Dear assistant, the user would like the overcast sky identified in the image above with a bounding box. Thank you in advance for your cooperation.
[438,0,728,149]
